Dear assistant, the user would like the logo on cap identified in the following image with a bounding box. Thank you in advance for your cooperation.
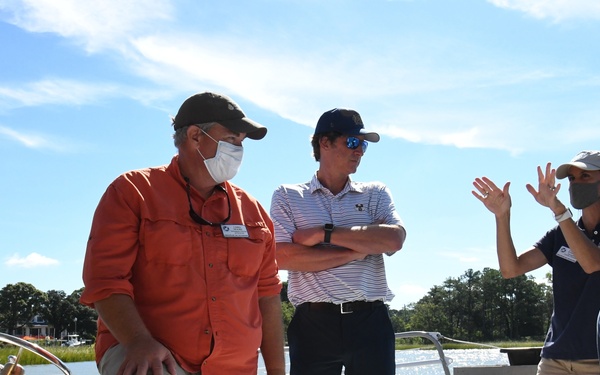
[352,113,363,126]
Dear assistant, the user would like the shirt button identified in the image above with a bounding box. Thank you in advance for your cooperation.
[205,232,211,236]
[211,297,217,301]
[208,263,213,268]
[204,330,210,334]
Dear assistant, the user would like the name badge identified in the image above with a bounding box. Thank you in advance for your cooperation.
[556,246,577,263]
[221,224,249,238]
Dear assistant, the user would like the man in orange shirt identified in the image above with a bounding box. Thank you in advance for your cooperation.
[81,92,285,375]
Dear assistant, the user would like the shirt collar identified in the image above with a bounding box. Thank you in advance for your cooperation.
[167,155,229,193]
[308,172,365,195]
[576,217,600,243]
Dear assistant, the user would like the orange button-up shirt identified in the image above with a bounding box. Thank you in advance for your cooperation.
[80,156,281,374]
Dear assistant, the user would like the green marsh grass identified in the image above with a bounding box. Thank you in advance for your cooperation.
[395,339,543,351]
[0,344,95,365]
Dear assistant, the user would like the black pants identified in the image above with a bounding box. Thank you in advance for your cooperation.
[288,302,395,375]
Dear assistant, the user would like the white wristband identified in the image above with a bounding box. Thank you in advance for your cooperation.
[554,208,572,223]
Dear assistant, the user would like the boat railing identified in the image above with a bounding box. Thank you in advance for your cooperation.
[394,331,452,375]
[0,332,71,375]
[264,331,452,374]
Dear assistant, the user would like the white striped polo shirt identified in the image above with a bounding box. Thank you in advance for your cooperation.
[270,173,405,307]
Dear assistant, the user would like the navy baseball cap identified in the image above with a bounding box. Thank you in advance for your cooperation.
[314,108,380,142]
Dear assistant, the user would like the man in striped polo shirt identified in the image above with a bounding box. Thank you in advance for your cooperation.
[270,108,407,375]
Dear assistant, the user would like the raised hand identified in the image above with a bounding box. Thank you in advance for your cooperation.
[525,162,562,209]
[472,177,512,217]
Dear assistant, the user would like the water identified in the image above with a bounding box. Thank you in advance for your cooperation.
[20,349,510,374]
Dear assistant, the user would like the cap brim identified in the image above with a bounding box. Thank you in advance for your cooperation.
[344,128,380,142]
[220,118,267,140]
[358,130,380,143]
[556,162,600,179]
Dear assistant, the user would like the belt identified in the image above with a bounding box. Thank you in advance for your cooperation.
[301,300,384,314]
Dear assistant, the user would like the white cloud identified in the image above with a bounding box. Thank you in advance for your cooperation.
[488,0,600,21]
[0,0,173,53]
[130,32,568,157]
[376,110,534,155]
[2,0,599,155]
[0,125,48,147]
[0,79,113,152]
[0,125,78,152]
[5,252,60,268]
[0,79,119,109]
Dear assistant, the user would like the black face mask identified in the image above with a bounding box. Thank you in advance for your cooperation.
[569,181,600,209]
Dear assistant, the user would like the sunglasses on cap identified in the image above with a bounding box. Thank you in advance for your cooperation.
[346,136,368,153]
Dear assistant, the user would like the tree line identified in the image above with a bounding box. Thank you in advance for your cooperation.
[389,268,553,342]
[0,282,97,342]
[1,267,552,345]
[281,267,553,343]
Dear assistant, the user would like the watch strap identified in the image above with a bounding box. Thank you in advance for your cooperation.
[323,224,334,244]
[554,208,573,223]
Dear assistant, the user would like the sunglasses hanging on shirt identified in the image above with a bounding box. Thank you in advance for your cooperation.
[184,178,231,226]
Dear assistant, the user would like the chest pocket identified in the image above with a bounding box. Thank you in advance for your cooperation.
[142,219,193,265]
[226,223,270,277]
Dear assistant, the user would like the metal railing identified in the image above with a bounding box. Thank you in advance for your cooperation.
[0,333,71,375]
[394,331,452,375]
[1,331,452,375]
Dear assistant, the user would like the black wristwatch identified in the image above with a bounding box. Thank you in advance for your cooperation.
[323,223,335,244]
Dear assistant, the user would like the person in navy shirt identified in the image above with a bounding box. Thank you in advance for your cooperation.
[473,150,600,375]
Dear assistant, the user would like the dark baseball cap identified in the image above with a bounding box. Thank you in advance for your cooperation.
[173,92,267,140]
[314,108,380,142]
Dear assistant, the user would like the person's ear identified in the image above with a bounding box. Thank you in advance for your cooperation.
[187,126,203,145]
[319,136,332,151]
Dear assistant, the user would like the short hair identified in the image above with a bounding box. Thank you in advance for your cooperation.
[172,121,217,148]
[311,131,344,161]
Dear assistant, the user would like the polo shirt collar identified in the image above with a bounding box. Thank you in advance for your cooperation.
[575,217,600,244]
[309,172,365,195]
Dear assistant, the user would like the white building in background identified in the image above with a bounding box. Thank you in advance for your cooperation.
[15,315,52,339]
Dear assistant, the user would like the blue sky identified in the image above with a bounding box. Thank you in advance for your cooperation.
[2,0,600,310]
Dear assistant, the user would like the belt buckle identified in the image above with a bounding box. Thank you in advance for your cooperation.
[340,302,353,314]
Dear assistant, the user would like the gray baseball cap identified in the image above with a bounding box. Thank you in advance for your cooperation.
[556,150,600,179]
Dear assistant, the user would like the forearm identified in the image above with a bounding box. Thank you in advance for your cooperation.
[94,294,153,346]
[494,213,521,278]
[259,295,286,375]
[330,224,405,254]
[276,242,363,271]
[495,212,548,278]
[94,294,179,374]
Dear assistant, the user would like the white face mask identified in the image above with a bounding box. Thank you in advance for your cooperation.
[197,130,243,183]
